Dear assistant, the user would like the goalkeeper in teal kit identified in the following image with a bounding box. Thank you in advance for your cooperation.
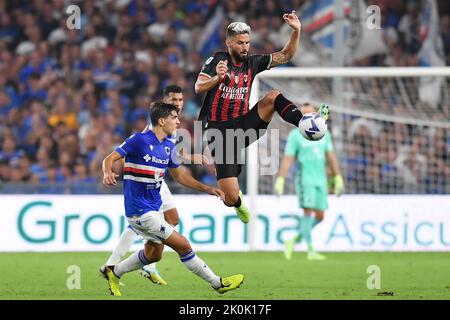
[274,103,344,260]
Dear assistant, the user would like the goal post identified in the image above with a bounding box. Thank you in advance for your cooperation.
[247,67,450,250]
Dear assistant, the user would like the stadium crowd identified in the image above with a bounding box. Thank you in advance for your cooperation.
[0,0,449,194]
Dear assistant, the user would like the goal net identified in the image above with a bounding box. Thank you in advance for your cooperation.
[248,68,450,196]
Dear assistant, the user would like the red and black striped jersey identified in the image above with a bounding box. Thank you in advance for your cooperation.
[198,51,272,124]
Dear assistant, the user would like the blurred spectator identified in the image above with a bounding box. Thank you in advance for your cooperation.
[441,14,450,65]
[398,0,422,55]
[0,135,21,162]
[29,147,51,180]
[48,96,77,130]
[0,158,9,182]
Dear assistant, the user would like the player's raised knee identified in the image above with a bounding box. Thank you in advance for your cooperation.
[144,249,162,263]
[153,252,162,262]
[315,213,324,222]
[224,191,239,206]
[264,90,281,105]
[166,215,179,227]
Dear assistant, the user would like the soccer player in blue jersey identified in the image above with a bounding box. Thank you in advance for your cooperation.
[100,85,207,286]
[101,102,243,296]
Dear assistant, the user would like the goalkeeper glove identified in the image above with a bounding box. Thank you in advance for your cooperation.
[274,176,285,196]
[319,103,329,122]
[333,174,345,197]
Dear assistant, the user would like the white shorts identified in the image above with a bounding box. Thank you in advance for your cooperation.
[161,180,176,212]
[127,210,174,244]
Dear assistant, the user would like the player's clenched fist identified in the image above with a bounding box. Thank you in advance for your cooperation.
[103,171,119,186]
[216,60,228,80]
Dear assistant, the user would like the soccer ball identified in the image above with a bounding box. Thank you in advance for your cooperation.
[298,112,327,141]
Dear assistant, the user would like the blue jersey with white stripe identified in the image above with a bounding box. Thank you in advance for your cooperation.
[115,130,180,217]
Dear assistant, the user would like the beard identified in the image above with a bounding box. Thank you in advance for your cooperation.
[230,48,248,62]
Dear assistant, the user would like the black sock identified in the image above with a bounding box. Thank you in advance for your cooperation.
[223,196,241,208]
[274,94,303,127]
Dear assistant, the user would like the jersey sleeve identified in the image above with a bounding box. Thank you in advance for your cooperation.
[168,144,181,168]
[325,131,334,152]
[115,133,140,157]
[284,130,299,157]
[199,55,218,78]
[250,54,272,75]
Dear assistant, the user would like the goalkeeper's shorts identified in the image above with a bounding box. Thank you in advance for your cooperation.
[296,184,328,211]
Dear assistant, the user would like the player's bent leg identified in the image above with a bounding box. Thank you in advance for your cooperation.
[306,187,327,261]
[140,208,179,286]
[307,210,326,261]
[273,92,305,127]
[218,177,240,205]
[163,231,244,294]
[141,183,178,285]
[103,211,172,295]
[112,243,163,277]
[99,226,138,281]
[256,90,280,122]
[164,208,179,226]
[301,208,315,252]
[254,90,309,129]
[163,230,194,256]
[103,243,163,296]
[284,238,295,260]
[106,226,138,265]
[140,239,169,285]
[314,211,324,227]
[218,177,249,224]
[143,241,164,262]
[284,208,312,260]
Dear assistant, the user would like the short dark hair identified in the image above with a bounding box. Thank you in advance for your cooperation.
[163,85,182,97]
[149,101,179,126]
[226,22,251,38]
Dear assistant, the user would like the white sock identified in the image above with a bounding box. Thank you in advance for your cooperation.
[114,249,150,278]
[180,250,221,289]
[142,263,157,273]
[106,227,138,265]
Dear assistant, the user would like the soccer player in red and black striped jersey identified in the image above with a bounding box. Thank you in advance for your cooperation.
[195,11,328,223]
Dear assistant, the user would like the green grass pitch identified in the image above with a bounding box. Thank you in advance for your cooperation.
[0,252,449,300]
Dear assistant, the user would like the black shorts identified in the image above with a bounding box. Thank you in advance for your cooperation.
[204,105,269,180]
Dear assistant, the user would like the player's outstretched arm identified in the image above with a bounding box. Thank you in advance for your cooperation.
[270,11,302,68]
[102,150,122,187]
[168,166,224,199]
